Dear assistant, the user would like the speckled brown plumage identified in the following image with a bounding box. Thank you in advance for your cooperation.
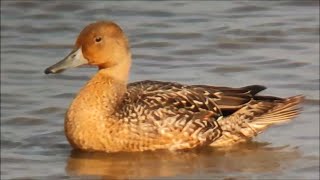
[107,80,303,151]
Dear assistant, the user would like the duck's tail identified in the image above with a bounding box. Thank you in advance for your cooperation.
[210,95,304,147]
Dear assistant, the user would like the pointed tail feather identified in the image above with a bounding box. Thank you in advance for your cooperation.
[211,95,304,147]
[248,95,304,134]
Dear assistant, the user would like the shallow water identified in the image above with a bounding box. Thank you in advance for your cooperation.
[1,1,319,179]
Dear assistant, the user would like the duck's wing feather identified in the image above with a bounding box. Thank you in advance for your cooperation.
[125,80,268,118]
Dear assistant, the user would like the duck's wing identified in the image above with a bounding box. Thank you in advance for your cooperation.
[115,80,268,150]
[126,80,268,119]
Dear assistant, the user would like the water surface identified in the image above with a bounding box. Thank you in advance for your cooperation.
[1,1,319,179]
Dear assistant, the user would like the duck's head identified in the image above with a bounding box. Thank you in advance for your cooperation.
[44,21,130,74]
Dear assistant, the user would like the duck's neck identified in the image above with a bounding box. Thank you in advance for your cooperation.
[71,57,131,115]
[99,56,131,83]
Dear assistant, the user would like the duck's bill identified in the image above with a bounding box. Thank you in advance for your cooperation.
[44,48,88,74]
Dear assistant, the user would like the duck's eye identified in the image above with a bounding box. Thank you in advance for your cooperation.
[95,37,102,43]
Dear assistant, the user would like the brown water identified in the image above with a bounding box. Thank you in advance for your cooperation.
[1,1,319,179]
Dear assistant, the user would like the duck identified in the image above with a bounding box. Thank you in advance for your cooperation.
[44,21,304,152]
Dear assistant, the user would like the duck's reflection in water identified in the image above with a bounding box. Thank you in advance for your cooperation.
[65,142,301,179]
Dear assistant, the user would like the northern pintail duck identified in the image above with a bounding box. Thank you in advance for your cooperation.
[44,21,304,152]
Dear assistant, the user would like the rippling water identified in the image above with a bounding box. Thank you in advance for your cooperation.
[1,1,319,179]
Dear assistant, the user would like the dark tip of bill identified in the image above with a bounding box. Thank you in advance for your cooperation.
[44,68,52,74]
